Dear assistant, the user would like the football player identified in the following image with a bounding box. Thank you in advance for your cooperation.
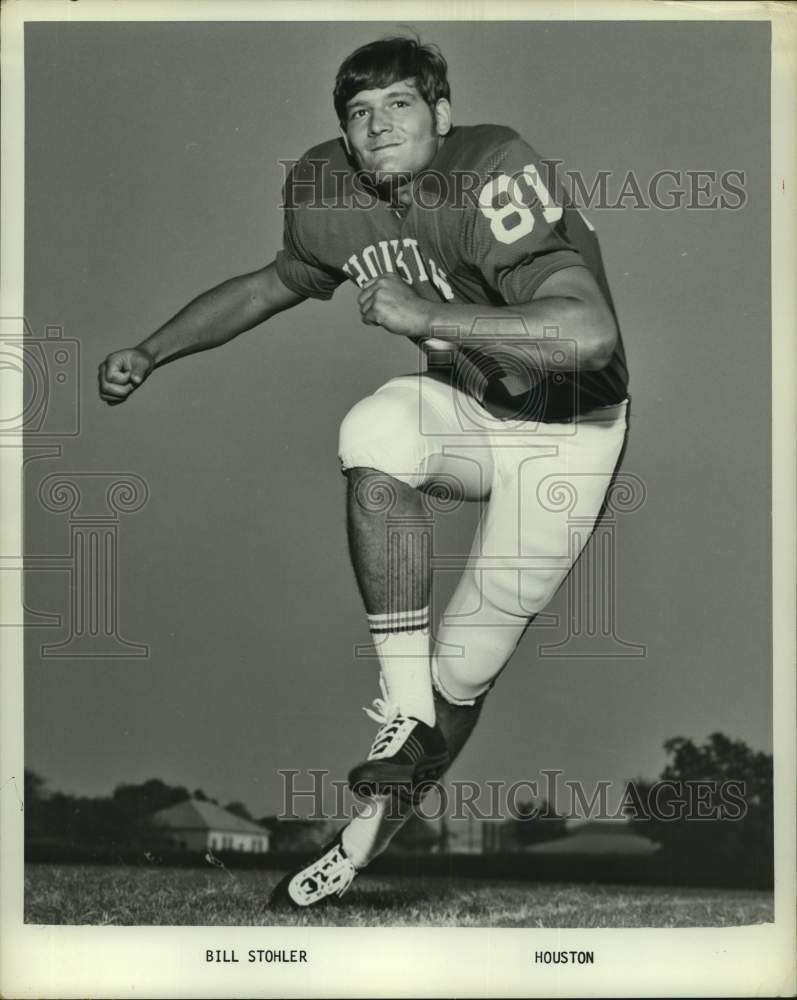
[99,36,629,910]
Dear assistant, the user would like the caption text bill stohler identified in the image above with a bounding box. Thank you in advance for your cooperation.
[206,949,308,964]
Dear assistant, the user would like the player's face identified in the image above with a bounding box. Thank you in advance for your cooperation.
[342,79,450,182]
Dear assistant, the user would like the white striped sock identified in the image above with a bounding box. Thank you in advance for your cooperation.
[367,606,435,727]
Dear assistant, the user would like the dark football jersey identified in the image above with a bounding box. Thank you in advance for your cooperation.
[276,138,402,299]
[276,125,628,420]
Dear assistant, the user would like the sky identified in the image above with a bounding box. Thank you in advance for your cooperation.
[20,19,772,822]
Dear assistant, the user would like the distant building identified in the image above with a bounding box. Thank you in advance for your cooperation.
[527,818,660,856]
[150,798,270,853]
[483,816,659,855]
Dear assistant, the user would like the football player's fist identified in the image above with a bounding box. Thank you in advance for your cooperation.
[358,273,433,339]
[98,347,155,406]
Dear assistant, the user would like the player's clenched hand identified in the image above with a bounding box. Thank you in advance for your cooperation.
[97,347,155,406]
[358,273,434,338]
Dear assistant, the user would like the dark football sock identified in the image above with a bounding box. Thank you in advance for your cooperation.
[433,685,488,770]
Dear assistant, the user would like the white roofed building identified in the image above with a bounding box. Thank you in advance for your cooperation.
[150,798,270,853]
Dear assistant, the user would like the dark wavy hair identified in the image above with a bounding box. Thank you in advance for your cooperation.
[333,36,450,125]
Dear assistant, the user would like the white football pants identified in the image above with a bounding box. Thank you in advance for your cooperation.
[339,372,629,704]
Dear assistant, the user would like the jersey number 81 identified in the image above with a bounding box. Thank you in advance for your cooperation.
[478,164,563,245]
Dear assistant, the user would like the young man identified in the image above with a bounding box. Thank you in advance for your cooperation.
[98,37,629,909]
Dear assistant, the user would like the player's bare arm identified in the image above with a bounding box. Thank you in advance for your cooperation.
[98,262,305,405]
[357,265,618,374]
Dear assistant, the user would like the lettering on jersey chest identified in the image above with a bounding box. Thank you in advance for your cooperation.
[341,237,454,302]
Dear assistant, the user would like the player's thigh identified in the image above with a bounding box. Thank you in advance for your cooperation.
[338,374,493,500]
[479,406,628,614]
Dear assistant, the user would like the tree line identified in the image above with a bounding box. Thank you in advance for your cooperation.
[23,774,258,852]
[24,731,773,879]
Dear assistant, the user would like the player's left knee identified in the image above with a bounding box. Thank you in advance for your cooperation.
[518,570,564,615]
[432,657,481,706]
[480,566,563,618]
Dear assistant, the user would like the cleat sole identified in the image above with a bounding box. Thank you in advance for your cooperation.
[348,751,450,794]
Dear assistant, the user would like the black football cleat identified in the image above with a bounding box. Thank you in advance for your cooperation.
[347,680,450,799]
[269,833,358,910]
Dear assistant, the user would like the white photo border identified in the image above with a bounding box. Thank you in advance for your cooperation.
[1,1,794,997]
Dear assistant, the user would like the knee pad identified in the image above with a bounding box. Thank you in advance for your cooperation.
[431,655,479,707]
[432,632,508,705]
[479,563,564,619]
[338,385,428,486]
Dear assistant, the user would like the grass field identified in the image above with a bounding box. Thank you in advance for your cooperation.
[25,864,774,927]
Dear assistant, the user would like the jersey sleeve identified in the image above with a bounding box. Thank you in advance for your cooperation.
[462,136,583,303]
[275,161,343,301]
[275,213,342,301]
